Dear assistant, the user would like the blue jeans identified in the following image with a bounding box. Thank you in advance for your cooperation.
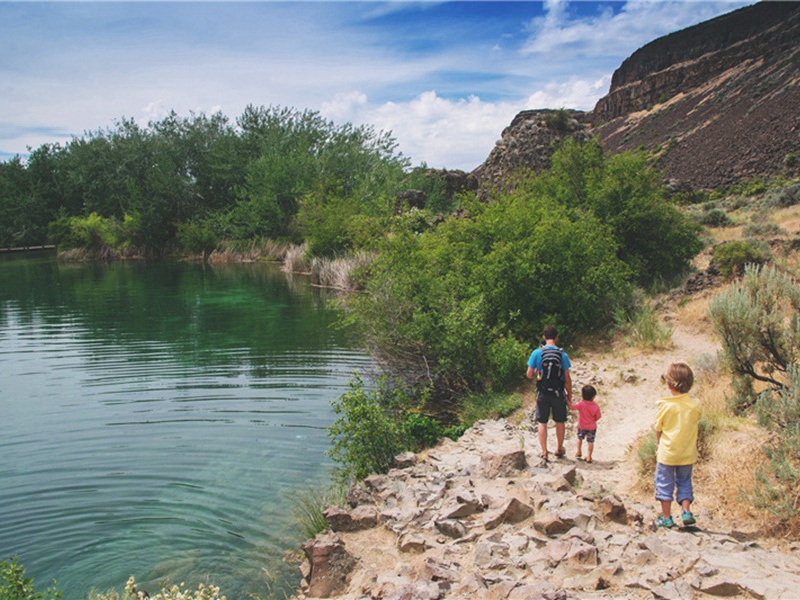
[654,462,694,504]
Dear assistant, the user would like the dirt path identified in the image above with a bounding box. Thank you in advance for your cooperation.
[532,319,720,499]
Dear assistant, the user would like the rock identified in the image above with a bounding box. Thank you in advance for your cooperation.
[393,452,418,469]
[480,449,528,478]
[301,533,357,598]
[434,518,467,539]
[397,533,428,554]
[323,505,378,532]
[599,494,628,524]
[484,497,534,530]
[652,579,694,600]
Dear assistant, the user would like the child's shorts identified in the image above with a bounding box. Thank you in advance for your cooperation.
[654,462,694,503]
[577,427,596,443]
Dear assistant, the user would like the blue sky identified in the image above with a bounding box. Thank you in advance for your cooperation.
[1,1,751,170]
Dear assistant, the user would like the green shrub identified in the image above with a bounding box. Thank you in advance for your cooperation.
[697,208,734,227]
[403,413,444,450]
[614,293,674,350]
[327,376,407,482]
[750,367,800,524]
[743,222,784,238]
[711,240,770,279]
[544,109,571,132]
[0,557,61,600]
[708,264,800,412]
[761,183,800,209]
[457,392,523,426]
[289,482,348,540]
[176,220,218,256]
[636,431,658,476]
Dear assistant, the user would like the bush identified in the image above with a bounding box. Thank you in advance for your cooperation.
[697,208,734,227]
[457,392,523,427]
[614,292,674,350]
[761,182,800,209]
[403,413,445,450]
[743,222,784,238]
[711,240,770,279]
[751,366,800,525]
[327,376,407,482]
[708,265,800,412]
[288,482,348,540]
[0,557,61,600]
[176,220,218,257]
[346,192,632,410]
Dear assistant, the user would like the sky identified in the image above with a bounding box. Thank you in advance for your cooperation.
[1,0,753,171]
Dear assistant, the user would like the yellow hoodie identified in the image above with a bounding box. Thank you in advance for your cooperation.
[655,393,701,466]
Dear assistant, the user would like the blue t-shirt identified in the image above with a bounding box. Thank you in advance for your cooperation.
[527,345,571,377]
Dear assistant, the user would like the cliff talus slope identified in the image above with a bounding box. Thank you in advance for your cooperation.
[593,1,800,189]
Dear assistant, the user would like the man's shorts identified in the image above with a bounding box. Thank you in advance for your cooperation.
[577,427,597,443]
[535,391,567,424]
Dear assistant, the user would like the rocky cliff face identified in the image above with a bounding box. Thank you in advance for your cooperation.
[471,109,590,197]
[474,2,800,192]
[593,1,800,189]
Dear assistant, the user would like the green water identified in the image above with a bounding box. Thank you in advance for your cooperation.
[0,253,371,599]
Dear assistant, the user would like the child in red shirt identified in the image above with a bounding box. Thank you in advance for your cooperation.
[570,384,602,463]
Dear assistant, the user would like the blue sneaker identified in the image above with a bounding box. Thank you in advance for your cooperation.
[655,515,675,528]
[681,510,696,525]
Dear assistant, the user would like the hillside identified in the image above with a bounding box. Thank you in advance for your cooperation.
[473,1,800,192]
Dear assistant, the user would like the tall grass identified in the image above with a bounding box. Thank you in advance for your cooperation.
[614,298,674,350]
[208,238,292,263]
[289,482,349,541]
[309,252,374,291]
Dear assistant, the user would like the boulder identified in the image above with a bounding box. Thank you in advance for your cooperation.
[301,533,357,598]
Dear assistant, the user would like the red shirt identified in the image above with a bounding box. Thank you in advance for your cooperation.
[570,400,602,430]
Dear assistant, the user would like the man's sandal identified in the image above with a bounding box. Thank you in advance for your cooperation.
[555,448,566,458]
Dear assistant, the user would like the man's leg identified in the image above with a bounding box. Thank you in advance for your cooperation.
[538,422,548,456]
[555,422,565,454]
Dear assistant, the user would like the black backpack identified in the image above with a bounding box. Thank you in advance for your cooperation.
[537,346,564,395]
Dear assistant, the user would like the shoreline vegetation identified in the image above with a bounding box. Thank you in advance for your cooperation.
[3,103,800,598]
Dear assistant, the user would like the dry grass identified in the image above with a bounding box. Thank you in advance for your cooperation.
[309,252,374,291]
[282,243,312,274]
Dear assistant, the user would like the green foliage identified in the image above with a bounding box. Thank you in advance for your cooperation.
[176,220,218,257]
[614,294,674,350]
[0,557,62,600]
[403,413,445,450]
[696,208,734,227]
[711,240,770,279]
[289,482,348,540]
[456,392,523,427]
[761,182,800,210]
[543,109,572,132]
[534,139,704,285]
[346,185,631,409]
[0,104,408,254]
[708,265,800,412]
[751,367,800,523]
[743,221,784,238]
[327,376,407,482]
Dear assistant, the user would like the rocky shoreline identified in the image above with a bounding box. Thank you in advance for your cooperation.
[295,419,800,600]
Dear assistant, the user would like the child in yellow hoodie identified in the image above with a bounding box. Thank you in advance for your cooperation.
[654,362,701,528]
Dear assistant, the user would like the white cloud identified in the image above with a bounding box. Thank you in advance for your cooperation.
[324,90,523,171]
[523,0,751,59]
[525,75,612,111]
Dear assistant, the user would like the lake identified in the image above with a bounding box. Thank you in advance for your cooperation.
[0,253,371,599]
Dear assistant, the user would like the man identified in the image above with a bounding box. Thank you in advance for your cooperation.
[526,325,572,461]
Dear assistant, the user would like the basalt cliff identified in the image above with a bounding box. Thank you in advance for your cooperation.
[474,1,800,192]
